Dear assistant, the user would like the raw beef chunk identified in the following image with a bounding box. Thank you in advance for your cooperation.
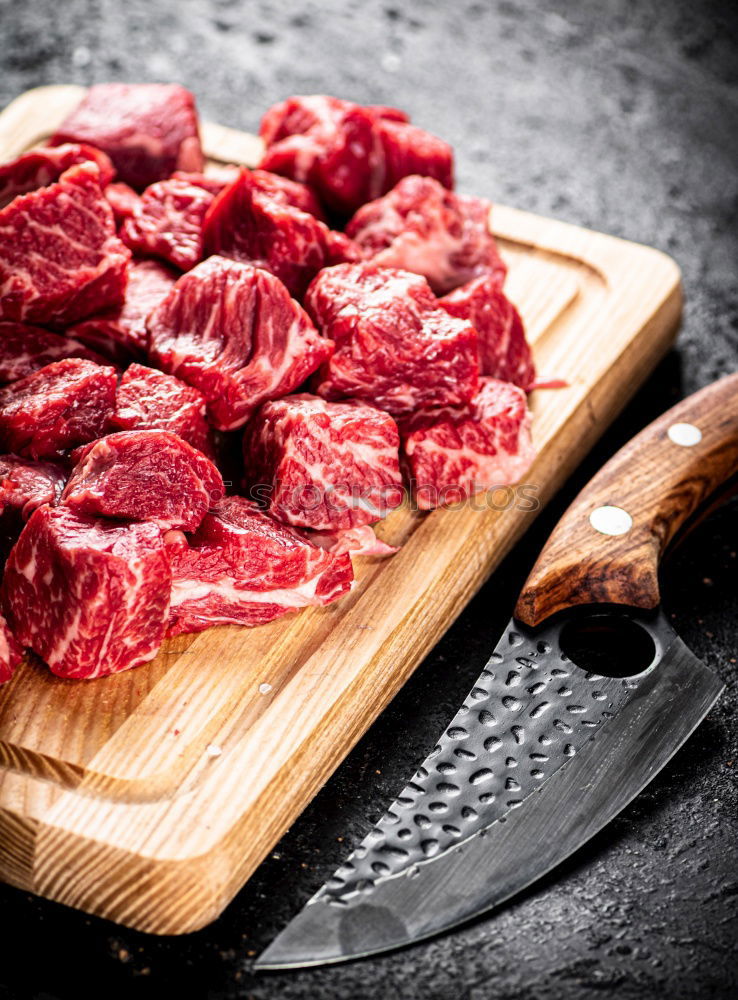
[346,175,507,294]
[120,174,218,271]
[0,454,67,562]
[243,394,403,530]
[69,258,178,361]
[0,321,105,383]
[105,182,141,225]
[0,612,23,685]
[0,358,116,460]
[109,363,212,455]
[259,96,453,215]
[440,275,535,389]
[0,455,67,518]
[61,430,224,531]
[399,378,535,510]
[202,170,353,298]
[247,168,327,220]
[305,263,479,416]
[165,495,353,636]
[51,83,204,190]
[2,505,170,679]
[0,143,115,210]
[0,162,130,326]
[148,256,332,430]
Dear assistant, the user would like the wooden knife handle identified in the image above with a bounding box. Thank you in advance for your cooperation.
[515,372,738,627]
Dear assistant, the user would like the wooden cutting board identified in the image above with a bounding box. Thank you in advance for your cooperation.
[0,85,682,934]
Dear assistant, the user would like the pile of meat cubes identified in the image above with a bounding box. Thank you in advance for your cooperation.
[0,84,537,683]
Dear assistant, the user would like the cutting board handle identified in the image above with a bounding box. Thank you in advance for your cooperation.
[516,372,738,627]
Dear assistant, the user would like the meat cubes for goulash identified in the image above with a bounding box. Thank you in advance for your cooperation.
[62,430,224,532]
[346,175,507,295]
[165,496,354,636]
[147,256,332,430]
[109,363,212,455]
[69,258,178,362]
[51,83,204,190]
[305,263,479,415]
[259,96,453,215]
[0,321,105,384]
[0,358,117,459]
[243,394,403,530]
[400,378,536,510]
[0,142,114,210]
[0,162,130,326]
[440,275,535,389]
[2,506,171,679]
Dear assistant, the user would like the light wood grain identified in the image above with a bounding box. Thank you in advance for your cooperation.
[0,86,682,933]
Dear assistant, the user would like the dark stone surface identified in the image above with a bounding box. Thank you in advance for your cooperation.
[0,1,736,997]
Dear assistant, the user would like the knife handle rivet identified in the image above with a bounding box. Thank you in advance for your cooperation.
[667,422,702,446]
[589,505,633,536]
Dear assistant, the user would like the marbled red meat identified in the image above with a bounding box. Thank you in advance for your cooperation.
[0,453,67,562]
[120,174,217,271]
[109,363,212,455]
[0,321,105,383]
[0,454,67,518]
[0,162,130,326]
[202,170,354,298]
[147,256,332,430]
[440,275,535,389]
[1,505,170,679]
[306,524,398,557]
[399,377,535,510]
[62,430,224,531]
[165,495,353,636]
[0,358,116,459]
[259,95,453,215]
[346,175,507,294]
[68,258,178,361]
[0,612,23,685]
[305,263,479,415]
[243,394,403,530]
[0,143,115,210]
[105,181,141,226]
[51,83,204,190]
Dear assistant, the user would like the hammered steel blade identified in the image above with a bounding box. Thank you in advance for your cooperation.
[256,611,723,969]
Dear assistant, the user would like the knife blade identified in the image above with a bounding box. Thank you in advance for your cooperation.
[257,372,738,970]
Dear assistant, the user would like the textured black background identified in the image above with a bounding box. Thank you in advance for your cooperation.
[0,1,736,998]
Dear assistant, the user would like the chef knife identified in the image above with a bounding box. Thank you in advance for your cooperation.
[257,372,738,970]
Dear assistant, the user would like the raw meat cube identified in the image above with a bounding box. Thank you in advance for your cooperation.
[247,168,327,221]
[0,358,117,460]
[109,363,212,455]
[68,258,178,361]
[120,174,218,271]
[147,256,333,430]
[0,143,115,210]
[51,83,204,190]
[440,275,535,389]
[0,454,67,518]
[346,175,507,294]
[399,378,535,510]
[202,170,350,298]
[0,454,67,562]
[0,612,23,685]
[0,321,105,384]
[259,95,453,215]
[1,505,170,679]
[165,495,354,636]
[61,430,224,532]
[305,263,479,416]
[243,394,403,530]
[0,162,130,326]
[105,182,141,226]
